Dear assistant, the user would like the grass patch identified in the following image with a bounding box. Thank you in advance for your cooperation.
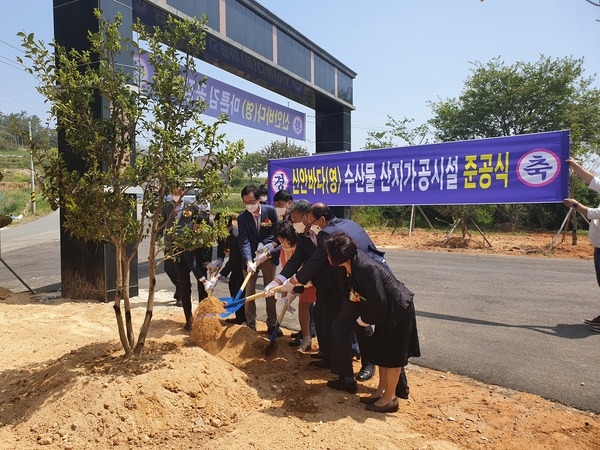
[0,148,30,170]
[211,191,243,214]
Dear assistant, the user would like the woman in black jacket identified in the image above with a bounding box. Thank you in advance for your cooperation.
[323,233,420,413]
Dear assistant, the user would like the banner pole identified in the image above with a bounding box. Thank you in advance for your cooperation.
[550,209,573,251]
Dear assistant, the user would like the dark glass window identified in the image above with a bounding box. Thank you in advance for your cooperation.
[166,0,220,30]
[226,0,273,60]
[276,30,310,81]
[337,71,353,104]
[314,55,335,95]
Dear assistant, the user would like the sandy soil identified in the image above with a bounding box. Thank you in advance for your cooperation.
[0,229,598,450]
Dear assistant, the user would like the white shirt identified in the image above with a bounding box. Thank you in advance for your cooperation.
[586,177,600,248]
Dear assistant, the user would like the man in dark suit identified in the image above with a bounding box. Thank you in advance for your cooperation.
[237,185,279,332]
[159,188,210,331]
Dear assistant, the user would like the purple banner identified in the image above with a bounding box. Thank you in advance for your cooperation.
[134,51,306,141]
[268,131,570,206]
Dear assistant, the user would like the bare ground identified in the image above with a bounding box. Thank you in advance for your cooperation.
[0,228,598,449]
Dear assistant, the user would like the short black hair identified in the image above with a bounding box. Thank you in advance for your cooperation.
[241,185,258,199]
[323,233,357,266]
[273,220,297,246]
[273,189,293,203]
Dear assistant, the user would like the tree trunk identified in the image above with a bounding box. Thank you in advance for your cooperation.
[134,232,157,356]
[113,242,132,356]
[122,251,135,348]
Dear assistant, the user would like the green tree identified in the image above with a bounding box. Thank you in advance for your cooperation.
[261,140,309,161]
[363,117,431,231]
[365,116,430,150]
[19,11,243,356]
[237,140,309,178]
[429,56,600,151]
[238,151,266,180]
[428,55,600,233]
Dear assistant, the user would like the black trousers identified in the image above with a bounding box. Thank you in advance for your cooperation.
[331,300,409,390]
[313,286,342,363]
[164,258,180,301]
[331,300,362,378]
[175,251,208,322]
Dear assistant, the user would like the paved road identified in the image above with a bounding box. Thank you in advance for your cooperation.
[385,250,599,414]
[1,217,598,413]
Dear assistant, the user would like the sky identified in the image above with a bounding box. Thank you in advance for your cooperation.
[0,0,598,155]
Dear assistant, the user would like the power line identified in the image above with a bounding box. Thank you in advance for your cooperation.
[0,38,24,54]
[0,57,23,71]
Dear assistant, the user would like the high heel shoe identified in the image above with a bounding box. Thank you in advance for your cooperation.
[359,395,382,405]
[366,397,399,413]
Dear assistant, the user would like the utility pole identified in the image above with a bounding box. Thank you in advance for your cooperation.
[28,121,36,215]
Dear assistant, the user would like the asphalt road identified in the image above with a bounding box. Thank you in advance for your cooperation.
[1,216,599,413]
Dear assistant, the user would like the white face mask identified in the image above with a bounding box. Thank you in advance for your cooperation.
[275,207,287,218]
[245,203,259,213]
[259,195,268,203]
[293,221,306,234]
[172,195,181,203]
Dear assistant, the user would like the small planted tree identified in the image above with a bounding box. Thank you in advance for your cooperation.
[19,11,243,356]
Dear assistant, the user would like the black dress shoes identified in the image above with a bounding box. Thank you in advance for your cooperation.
[327,376,358,394]
[310,352,325,359]
[355,363,375,381]
[396,385,410,400]
[366,396,399,413]
[359,395,382,405]
[308,359,330,369]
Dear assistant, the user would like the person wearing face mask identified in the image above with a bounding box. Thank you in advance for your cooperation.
[159,188,184,307]
[264,200,338,366]
[266,202,411,397]
[158,187,209,331]
[273,189,293,221]
[272,219,316,351]
[257,184,269,205]
[237,185,280,332]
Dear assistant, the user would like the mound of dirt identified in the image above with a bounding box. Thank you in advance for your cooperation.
[0,286,598,449]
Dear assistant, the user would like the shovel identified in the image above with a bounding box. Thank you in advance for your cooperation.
[229,250,264,303]
[265,291,295,357]
[219,285,283,318]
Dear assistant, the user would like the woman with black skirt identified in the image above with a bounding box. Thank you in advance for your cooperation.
[323,233,420,413]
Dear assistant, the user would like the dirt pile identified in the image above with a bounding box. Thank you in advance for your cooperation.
[0,288,598,449]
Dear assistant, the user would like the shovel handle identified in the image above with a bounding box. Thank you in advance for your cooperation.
[243,284,283,303]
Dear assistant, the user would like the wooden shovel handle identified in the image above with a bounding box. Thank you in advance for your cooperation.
[244,285,283,303]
